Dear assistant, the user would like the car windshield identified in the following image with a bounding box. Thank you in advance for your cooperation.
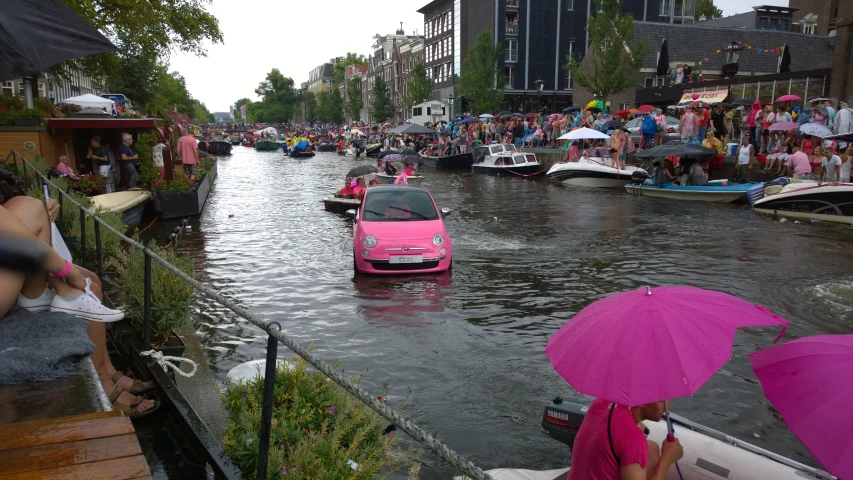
[362,190,439,222]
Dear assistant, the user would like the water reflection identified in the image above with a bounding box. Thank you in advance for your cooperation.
[152,146,853,475]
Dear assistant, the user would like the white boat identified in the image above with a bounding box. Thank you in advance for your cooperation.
[323,196,361,214]
[472,144,545,176]
[455,400,833,480]
[625,180,758,203]
[753,181,853,224]
[546,157,647,188]
[89,190,150,227]
[374,173,425,184]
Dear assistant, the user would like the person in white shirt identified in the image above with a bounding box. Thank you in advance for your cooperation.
[819,145,842,185]
[840,147,852,183]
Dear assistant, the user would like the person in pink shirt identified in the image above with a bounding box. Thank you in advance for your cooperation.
[568,399,683,480]
[177,131,199,179]
[786,146,812,179]
[54,155,77,180]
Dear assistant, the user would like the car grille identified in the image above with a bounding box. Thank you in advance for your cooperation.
[372,261,440,271]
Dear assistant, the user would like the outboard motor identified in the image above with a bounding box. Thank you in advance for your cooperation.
[541,397,588,449]
[630,170,649,185]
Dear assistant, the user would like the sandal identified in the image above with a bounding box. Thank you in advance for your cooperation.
[111,371,155,395]
[109,387,160,419]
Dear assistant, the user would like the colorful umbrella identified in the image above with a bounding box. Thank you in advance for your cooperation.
[638,105,655,113]
[775,94,801,103]
[768,122,799,132]
[546,286,788,407]
[479,113,495,119]
[749,335,853,479]
[614,109,632,116]
[557,127,610,141]
[585,99,604,111]
[629,108,639,114]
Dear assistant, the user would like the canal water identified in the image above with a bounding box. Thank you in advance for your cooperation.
[166,147,852,477]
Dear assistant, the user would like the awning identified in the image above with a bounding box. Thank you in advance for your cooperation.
[47,118,160,129]
[677,89,729,106]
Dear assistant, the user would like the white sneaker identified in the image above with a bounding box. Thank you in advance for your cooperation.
[50,278,125,322]
[18,286,55,311]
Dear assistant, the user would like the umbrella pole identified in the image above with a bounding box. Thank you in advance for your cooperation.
[663,403,685,480]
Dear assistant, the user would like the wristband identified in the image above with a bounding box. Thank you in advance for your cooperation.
[54,260,72,278]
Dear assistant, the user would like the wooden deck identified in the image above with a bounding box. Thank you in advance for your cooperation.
[0,410,151,480]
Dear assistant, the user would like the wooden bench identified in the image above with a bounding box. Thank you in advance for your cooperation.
[0,410,151,480]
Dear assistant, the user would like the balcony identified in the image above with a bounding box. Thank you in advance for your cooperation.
[505,49,518,63]
[506,0,519,8]
[506,23,518,35]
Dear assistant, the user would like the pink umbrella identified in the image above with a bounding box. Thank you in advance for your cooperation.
[545,286,788,407]
[749,335,853,479]
[768,121,799,132]
[775,94,802,103]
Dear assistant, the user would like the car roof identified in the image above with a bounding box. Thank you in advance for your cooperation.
[366,185,430,194]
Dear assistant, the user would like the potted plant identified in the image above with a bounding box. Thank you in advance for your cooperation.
[70,173,106,196]
[114,239,195,356]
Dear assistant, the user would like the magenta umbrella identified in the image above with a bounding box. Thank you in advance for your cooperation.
[775,94,802,103]
[545,286,789,407]
[768,121,799,132]
[749,335,853,479]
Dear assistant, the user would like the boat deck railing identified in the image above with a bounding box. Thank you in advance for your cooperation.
[4,150,495,480]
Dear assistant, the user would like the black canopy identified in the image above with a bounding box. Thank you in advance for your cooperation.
[779,44,791,73]
[632,142,718,159]
[732,98,754,106]
[0,0,116,81]
[346,165,378,177]
[656,39,670,76]
[387,123,436,135]
[377,149,400,159]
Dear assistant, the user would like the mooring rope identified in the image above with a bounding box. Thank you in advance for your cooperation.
[141,350,198,377]
[13,152,492,480]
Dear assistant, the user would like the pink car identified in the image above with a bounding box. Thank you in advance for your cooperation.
[347,185,452,274]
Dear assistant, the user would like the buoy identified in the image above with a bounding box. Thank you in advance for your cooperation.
[229,214,235,218]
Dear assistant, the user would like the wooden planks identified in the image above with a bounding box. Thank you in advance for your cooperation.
[0,411,151,480]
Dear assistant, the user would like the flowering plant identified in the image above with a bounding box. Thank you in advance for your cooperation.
[71,173,106,196]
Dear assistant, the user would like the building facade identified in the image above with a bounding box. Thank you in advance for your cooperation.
[1,65,102,105]
[698,5,800,32]
[360,28,424,123]
[306,62,335,93]
[417,0,694,114]
[789,0,853,36]
[339,65,368,124]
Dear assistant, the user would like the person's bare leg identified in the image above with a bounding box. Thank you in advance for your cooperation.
[0,269,25,318]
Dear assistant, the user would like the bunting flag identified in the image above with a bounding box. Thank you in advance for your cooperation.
[688,43,786,65]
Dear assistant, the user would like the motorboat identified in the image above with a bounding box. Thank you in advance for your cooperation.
[472,144,545,176]
[205,140,232,155]
[323,195,361,214]
[752,180,853,224]
[254,140,280,151]
[375,173,424,184]
[229,137,241,145]
[89,190,151,227]
[241,141,254,147]
[546,156,648,188]
[365,143,382,157]
[419,150,474,170]
[454,399,833,480]
[316,143,337,152]
[626,180,758,203]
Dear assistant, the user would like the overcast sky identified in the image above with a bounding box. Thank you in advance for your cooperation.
[170,0,778,113]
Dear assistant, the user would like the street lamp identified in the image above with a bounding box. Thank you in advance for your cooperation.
[535,77,545,113]
[448,94,455,120]
[722,41,744,100]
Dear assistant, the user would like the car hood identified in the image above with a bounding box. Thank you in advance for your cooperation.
[360,219,445,239]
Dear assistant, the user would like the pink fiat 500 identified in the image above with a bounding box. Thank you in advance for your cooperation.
[347,185,452,274]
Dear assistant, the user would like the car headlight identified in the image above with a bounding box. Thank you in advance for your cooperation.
[440,247,446,255]
[363,236,377,248]
[433,234,444,246]
[361,249,370,257]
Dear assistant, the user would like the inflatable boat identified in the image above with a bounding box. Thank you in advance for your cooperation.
[625,180,758,203]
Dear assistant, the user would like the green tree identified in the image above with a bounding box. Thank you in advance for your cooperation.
[254,69,299,122]
[564,0,649,105]
[345,76,364,123]
[401,63,434,118]
[457,31,505,114]
[695,0,723,21]
[316,90,345,124]
[301,91,318,123]
[332,53,367,85]
[371,77,394,122]
[60,0,223,79]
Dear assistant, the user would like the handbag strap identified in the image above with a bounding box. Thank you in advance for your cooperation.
[608,403,621,466]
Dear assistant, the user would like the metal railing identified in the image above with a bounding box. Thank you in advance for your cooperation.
[4,150,493,480]
[505,23,518,35]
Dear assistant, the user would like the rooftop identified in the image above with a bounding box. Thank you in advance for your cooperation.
[633,22,833,73]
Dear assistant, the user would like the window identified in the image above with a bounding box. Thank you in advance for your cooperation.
[759,17,768,29]
[506,39,518,62]
[803,23,815,34]
[505,66,515,88]
[781,19,789,30]
[566,0,574,9]
[619,103,631,111]
[660,0,671,16]
[645,77,655,88]
[1,81,12,94]
[565,41,575,90]
[770,18,779,30]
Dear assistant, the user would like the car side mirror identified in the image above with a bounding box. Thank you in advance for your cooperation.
[346,209,357,220]
[440,207,452,218]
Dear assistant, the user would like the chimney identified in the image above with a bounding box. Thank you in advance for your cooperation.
[396,22,405,35]
[699,14,707,22]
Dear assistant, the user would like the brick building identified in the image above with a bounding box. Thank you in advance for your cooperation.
[789,0,853,35]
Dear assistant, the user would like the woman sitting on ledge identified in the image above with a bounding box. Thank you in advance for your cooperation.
[0,196,158,418]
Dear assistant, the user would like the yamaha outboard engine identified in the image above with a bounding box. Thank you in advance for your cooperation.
[541,397,588,449]
[630,170,649,184]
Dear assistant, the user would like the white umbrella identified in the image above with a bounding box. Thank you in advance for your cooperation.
[479,114,494,119]
[799,123,833,138]
[558,127,610,141]
[62,93,114,111]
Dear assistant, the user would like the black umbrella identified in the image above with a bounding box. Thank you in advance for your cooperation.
[711,102,734,108]
[656,39,670,76]
[377,149,400,159]
[779,44,791,73]
[399,149,419,156]
[602,120,625,130]
[0,0,116,81]
[346,165,379,177]
[732,98,754,106]
[500,113,514,119]
[586,107,602,113]
[563,106,580,113]
[631,142,718,159]
[497,111,511,116]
